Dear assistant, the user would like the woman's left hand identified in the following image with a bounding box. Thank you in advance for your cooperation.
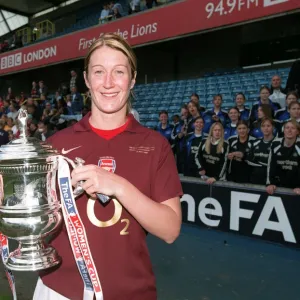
[71,165,124,198]
[206,177,216,184]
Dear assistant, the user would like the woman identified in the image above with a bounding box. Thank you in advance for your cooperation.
[266,120,300,195]
[246,118,275,185]
[249,86,281,123]
[190,93,205,113]
[35,33,182,300]
[274,91,298,122]
[235,92,250,121]
[227,120,254,183]
[183,116,204,177]
[196,122,229,184]
[156,110,173,144]
[187,101,201,133]
[224,107,240,140]
[250,104,280,138]
[203,94,228,134]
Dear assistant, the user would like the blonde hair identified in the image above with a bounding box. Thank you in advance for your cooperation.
[84,33,137,113]
[284,119,300,134]
[205,122,225,154]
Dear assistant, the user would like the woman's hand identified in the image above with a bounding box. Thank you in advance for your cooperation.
[266,185,276,195]
[206,177,216,184]
[228,152,234,160]
[71,165,124,198]
[234,151,244,159]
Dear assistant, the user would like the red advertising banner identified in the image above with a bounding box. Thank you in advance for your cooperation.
[0,0,299,75]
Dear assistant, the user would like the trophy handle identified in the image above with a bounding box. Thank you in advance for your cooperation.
[65,157,85,197]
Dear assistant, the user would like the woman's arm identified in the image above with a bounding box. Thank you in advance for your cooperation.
[71,166,182,244]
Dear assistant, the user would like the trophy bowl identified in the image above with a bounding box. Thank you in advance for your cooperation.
[0,110,63,271]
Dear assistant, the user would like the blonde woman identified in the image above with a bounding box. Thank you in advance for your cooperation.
[34,33,182,300]
[196,122,229,184]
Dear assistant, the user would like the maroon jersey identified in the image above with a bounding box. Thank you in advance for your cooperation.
[41,113,182,300]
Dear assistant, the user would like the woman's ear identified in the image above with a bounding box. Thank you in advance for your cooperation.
[83,71,91,89]
[130,71,137,90]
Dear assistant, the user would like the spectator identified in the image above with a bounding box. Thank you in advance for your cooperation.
[0,121,9,145]
[6,87,14,100]
[70,86,84,114]
[250,104,280,138]
[196,122,229,184]
[156,110,173,143]
[69,70,84,93]
[129,0,141,14]
[4,117,14,132]
[99,3,110,22]
[28,120,38,137]
[38,80,48,96]
[250,86,281,123]
[266,120,300,194]
[190,93,205,113]
[227,120,254,183]
[145,0,158,9]
[7,103,19,121]
[224,107,240,140]
[183,116,204,177]
[7,130,14,142]
[274,91,298,122]
[287,101,300,123]
[235,92,250,121]
[246,118,275,185]
[187,101,201,133]
[269,75,286,107]
[31,81,40,98]
[109,1,125,16]
[34,121,54,141]
[203,94,229,134]
[2,100,10,115]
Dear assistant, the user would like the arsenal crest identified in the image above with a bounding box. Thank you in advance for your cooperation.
[98,157,116,173]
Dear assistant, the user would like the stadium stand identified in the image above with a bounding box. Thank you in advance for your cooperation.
[133,67,290,128]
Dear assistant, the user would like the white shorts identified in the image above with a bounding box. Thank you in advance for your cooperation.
[33,278,70,300]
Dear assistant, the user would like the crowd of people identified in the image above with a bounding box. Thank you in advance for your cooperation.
[0,70,89,146]
[156,75,300,195]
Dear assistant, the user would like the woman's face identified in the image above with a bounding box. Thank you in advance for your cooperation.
[190,95,199,105]
[188,102,197,116]
[261,121,273,136]
[84,46,135,115]
[229,109,239,122]
[181,108,188,120]
[237,124,248,138]
[286,94,298,107]
[289,103,300,119]
[212,124,222,139]
[159,113,168,125]
[7,118,13,126]
[235,94,245,107]
[260,88,270,102]
[284,122,299,139]
[257,107,265,119]
[213,96,222,108]
[194,119,204,131]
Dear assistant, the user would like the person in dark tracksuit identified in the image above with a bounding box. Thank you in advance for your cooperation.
[274,91,298,122]
[224,107,240,140]
[187,101,202,133]
[196,122,229,184]
[203,94,229,134]
[250,104,281,138]
[235,92,250,121]
[190,93,206,114]
[227,120,255,183]
[156,110,173,144]
[246,118,275,185]
[266,119,300,195]
[249,86,281,124]
[278,101,300,137]
[182,117,204,177]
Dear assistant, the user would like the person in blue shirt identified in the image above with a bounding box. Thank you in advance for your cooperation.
[250,104,280,138]
[274,91,298,122]
[187,101,202,133]
[235,92,250,121]
[156,110,174,144]
[190,93,205,113]
[183,116,204,177]
[224,107,240,140]
[249,86,281,124]
[203,94,229,134]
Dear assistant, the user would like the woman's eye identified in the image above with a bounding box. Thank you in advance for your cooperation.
[115,70,124,75]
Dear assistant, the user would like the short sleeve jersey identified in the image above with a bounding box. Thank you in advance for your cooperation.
[40,113,183,300]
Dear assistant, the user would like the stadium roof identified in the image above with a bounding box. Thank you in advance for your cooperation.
[0,0,68,16]
[0,0,81,37]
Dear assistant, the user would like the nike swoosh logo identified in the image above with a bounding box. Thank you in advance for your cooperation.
[61,146,82,154]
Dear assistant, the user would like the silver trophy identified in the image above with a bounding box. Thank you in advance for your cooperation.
[0,109,84,271]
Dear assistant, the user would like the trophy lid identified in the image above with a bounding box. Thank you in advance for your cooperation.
[0,109,58,160]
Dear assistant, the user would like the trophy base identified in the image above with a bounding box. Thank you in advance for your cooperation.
[5,239,61,271]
